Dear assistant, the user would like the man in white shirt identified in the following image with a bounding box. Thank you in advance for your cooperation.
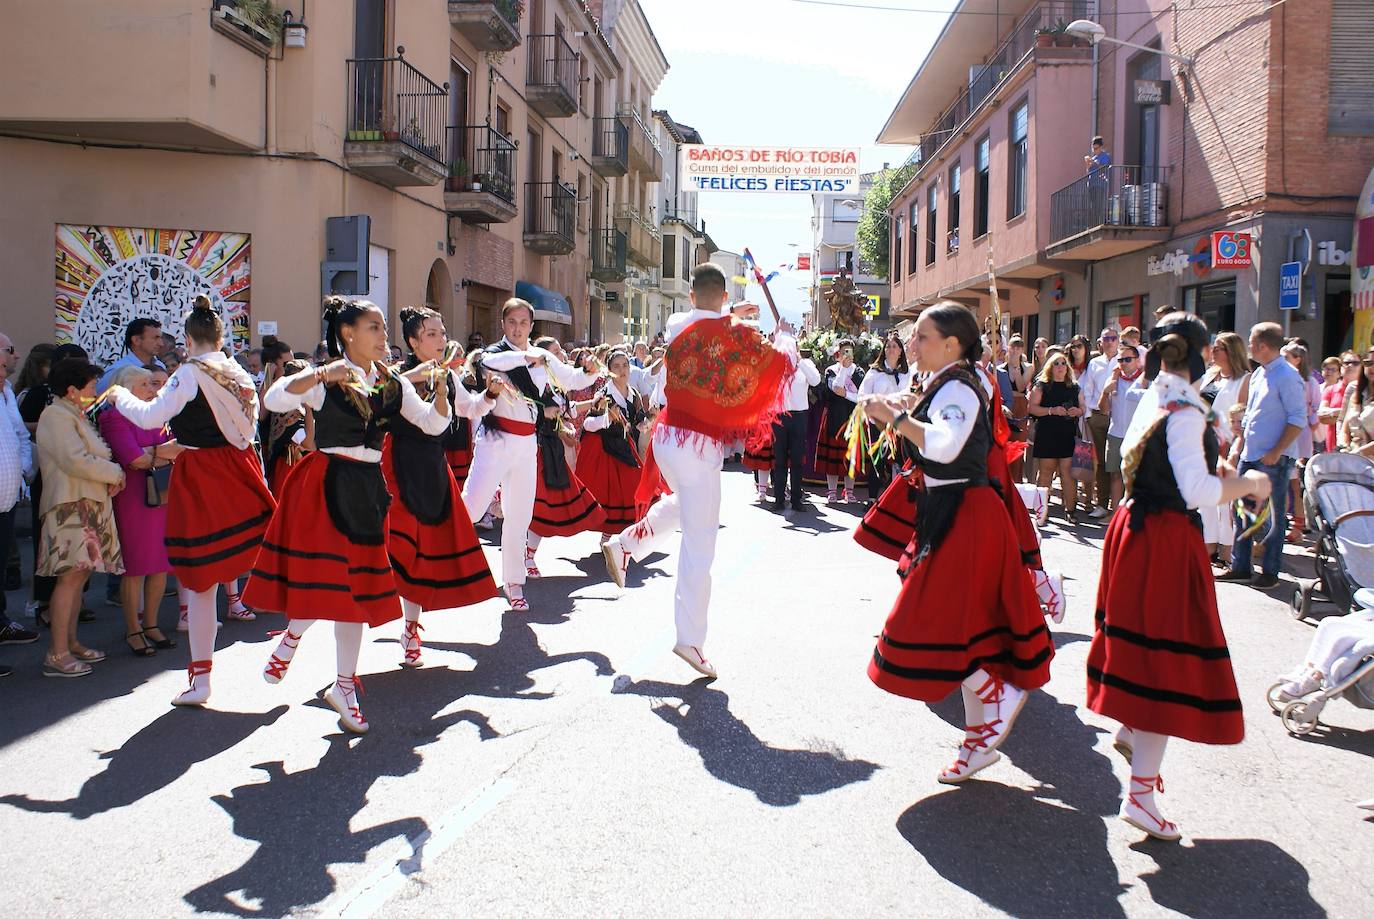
[461,299,601,610]
[98,318,166,390]
[603,265,797,677]
[1079,327,1120,518]
[772,348,821,511]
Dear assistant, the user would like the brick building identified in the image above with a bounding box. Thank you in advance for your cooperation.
[879,0,1374,354]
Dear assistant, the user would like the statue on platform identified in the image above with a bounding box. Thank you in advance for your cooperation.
[824,270,867,334]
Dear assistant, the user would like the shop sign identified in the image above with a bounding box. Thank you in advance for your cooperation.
[1279,261,1302,310]
[796,253,811,271]
[1318,241,1354,266]
[681,145,861,195]
[1134,80,1171,105]
[1211,231,1253,269]
[1147,242,1216,278]
[864,295,881,317]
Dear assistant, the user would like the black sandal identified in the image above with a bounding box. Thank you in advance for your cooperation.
[143,626,177,649]
[125,630,156,658]
[78,607,96,623]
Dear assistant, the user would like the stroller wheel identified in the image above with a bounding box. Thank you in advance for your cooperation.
[1266,680,1291,713]
[1280,700,1318,735]
[1290,584,1312,621]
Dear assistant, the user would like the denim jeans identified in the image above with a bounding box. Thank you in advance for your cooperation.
[1229,456,1294,576]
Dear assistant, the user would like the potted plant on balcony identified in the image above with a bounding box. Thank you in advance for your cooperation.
[449,158,468,190]
[1035,26,1056,48]
[1052,19,1076,47]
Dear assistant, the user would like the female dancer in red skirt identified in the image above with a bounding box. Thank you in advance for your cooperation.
[815,339,864,504]
[523,393,607,578]
[1087,313,1271,840]
[386,307,507,668]
[858,302,1053,785]
[108,296,276,706]
[577,350,648,536]
[245,298,452,734]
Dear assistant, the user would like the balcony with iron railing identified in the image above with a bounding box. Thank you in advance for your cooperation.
[447,0,522,51]
[590,228,629,282]
[526,32,579,118]
[912,1,1090,174]
[615,204,662,267]
[1046,165,1172,259]
[524,181,576,254]
[618,103,663,176]
[662,204,702,235]
[590,117,629,177]
[344,53,449,187]
[445,125,518,223]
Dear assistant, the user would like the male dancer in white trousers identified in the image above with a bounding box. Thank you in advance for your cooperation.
[462,298,601,610]
[603,264,796,677]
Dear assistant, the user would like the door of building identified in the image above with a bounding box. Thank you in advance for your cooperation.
[1183,279,1236,333]
[1322,273,1354,356]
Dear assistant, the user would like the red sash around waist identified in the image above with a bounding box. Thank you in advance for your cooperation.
[489,416,537,436]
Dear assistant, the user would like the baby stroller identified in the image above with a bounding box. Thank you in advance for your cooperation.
[1291,451,1374,620]
[1267,589,1374,735]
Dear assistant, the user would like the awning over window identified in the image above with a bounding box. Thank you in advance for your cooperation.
[515,281,572,325]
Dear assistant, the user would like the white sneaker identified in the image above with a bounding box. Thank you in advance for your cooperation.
[476,513,496,531]
[324,675,369,734]
[673,644,717,678]
[603,536,630,589]
[1277,671,1321,701]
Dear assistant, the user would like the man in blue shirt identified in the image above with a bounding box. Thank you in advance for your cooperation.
[97,318,165,390]
[1219,322,1306,589]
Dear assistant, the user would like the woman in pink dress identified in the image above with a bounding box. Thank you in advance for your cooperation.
[99,365,184,656]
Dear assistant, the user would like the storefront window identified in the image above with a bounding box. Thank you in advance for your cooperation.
[1052,307,1078,344]
[1323,273,1353,357]
[1101,296,1146,334]
[1182,280,1236,333]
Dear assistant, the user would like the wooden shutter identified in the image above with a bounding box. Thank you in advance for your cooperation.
[1329,0,1374,135]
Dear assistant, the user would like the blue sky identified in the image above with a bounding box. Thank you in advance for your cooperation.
[642,0,957,323]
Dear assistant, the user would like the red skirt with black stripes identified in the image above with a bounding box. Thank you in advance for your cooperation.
[382,440,498,611]
[575,433,640,533]
[1086,506,1243,744]
[530,452,608,537]
[447,445,473,491]
[166,445,275,593]
[814,408,848,477]
[743,424,774,472]
[243,452,401,626]
[988,441,1042,570]
[854,471,919,562]
[868,485,1053,702]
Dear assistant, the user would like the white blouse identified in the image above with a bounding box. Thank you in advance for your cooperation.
[859,366,912,398]
[918,365,982,487]
[264,357,453,463]
[582,382,637,433]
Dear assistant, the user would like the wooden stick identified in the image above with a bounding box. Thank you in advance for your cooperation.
[742,247,783,328]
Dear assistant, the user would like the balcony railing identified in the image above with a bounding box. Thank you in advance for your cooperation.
[590,228,629,281]
[526,33,579,118]
[590,117,630,177]
[1049,165,1171,245]
[524,181,576,254]
[615,204,662,267]
[916,1,1089,169]
[447,0,522,51]
[444,125,518,223]
[618,103,663,175]
[345,55,448,186]
[662,204,700,232]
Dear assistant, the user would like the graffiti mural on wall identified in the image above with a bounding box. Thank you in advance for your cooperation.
[55,225,250,367]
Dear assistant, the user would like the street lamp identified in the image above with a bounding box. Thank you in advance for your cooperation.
[1064,19,1194,68]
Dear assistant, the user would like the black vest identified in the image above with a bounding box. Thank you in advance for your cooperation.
[313,374,403,452]
[594,386,644,468]
[387,359,459,524]
[821,364,865,438]
[911,369,990,483]
[475,341,551,435]
[1128,407,1220,530]
[169,390,229,448]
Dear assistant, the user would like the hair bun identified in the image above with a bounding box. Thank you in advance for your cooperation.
[192,294,213,312]
[398,306,423,324]
[1155,333,1188,365]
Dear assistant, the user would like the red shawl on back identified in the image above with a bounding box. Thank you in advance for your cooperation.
[634,315,794,513]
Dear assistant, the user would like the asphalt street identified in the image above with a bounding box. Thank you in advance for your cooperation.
[2,465,1371,918]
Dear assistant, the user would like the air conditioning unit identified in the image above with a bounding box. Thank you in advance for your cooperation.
[588,278,607,299]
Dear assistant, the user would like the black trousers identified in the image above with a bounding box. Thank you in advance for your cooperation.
[771,410,808,506]
[0,505,13,615]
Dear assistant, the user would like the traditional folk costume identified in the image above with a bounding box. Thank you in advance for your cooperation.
[247,357,450,734]
[110,352,276,706]
[383,360,501,668]
[867,364,1053,785]
[604,309,795,676]
[742,421,775,502]
[578,381,647,533]
[854,364,1066,622]
[462,340,601,610]
[815,361,864,502]
[857,363,912,502]
[1087,358,1242,841]
[264,406,308,496]
[445,415,475,491]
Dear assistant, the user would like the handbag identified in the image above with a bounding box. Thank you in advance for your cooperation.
[1070,421,1096,483]
[145,462,173,508]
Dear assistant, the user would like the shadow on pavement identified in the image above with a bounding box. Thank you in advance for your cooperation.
[0,705,288,819]
[1131,837,1326,918]
[897,783,1129,919]
[621,678,880,806]
[423,609,615,696]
